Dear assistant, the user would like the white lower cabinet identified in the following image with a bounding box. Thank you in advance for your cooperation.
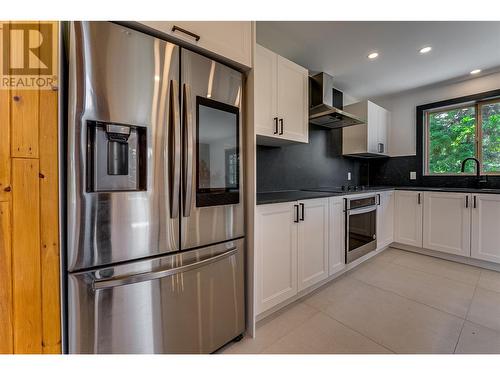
[255,190,500,317]
[423,192,471,257]
[471,194,500,263]
[376,191,394,249]
[255,202,298,315]
[329,197,345,275]
[297,198,329,291]
[255,198,329,314]
[394,190,423,247]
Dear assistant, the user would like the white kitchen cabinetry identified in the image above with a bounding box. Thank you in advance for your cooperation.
[255,44,308,144]
[139,21,252,68]
[329,197,345,275]
[342,100,390,156]
[255,198,329,314]
[297,198,329,292]
[471,194,500,263]
[376,191,394,249]
[394,190,423,247]
[255,202,298,314]
[422,192,471,257]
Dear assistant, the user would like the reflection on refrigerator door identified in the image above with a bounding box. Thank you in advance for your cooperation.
[181,49,244,250]
[66,21,245,353]
[67,21,181,272]
[68,239,245,354]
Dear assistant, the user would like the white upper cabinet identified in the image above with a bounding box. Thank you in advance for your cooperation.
[376,191,394,249]
[255,202,298,315]
[329,197,345,275]
[342,100,390,156]
[394,190,423,247]
[255,45,278,140]
[297,198,329,292]
[471,194,500,263]
[255,44,308,145]
[139,22,253,68]
[422,192,471,257]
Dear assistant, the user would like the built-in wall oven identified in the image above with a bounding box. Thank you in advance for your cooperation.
[345,195,378,263]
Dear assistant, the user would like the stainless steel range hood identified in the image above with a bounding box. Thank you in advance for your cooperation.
[309,72,365,128]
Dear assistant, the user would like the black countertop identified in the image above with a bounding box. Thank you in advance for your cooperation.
[256,186,500,205]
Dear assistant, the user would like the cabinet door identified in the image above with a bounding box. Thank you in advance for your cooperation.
[255,202,298,314]
[297,198,329,292]
[394,191,423,247]
[255,45,279,139]
[376,191,394,249]
[329,197,345,275]
[377,107,389,155]
[422,192,471,257]
[471,194,500,263]
[139,21,252,67]
[366,102,380,154]
[276,55,308,143]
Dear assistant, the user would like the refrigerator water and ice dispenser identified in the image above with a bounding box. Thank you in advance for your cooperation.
[86,121,147,192]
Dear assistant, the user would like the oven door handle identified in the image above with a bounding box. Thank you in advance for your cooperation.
[347,206,377,215]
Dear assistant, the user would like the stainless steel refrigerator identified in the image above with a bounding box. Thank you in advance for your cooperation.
[66,21,245,353]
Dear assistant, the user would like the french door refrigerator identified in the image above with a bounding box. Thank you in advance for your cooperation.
[66,21,245,353]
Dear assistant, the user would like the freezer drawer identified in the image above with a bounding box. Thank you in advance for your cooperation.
[68,239,245,353]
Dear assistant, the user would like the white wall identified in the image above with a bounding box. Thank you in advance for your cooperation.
[373,71,500,157]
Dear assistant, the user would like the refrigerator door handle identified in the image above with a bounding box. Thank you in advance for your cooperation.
[183,83,194,217]
[170,79,181,218]
[93,247,237,290]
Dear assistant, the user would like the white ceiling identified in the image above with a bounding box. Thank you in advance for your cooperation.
[256,21,500,99]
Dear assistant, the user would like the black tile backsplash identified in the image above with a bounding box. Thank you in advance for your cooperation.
[257,125,500,192]
[369,155,500,189]
[257,125,368,192]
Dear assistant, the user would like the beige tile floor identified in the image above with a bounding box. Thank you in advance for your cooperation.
[218,248,500,354]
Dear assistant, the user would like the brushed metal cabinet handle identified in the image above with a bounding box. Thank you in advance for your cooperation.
[299,203,305,221]
[273,117,278,134]
[279,118,284,135]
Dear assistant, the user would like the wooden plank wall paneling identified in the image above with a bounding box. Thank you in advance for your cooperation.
[11,90,40,158]
[39,90,61,353]
[12,159,42,353]
[0,201,13,353]
[0,23,13,352]
[0,21,61,354]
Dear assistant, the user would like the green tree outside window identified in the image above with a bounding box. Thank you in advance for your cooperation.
[426,100,500,175]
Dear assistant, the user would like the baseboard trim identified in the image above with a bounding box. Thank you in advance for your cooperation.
[392,242,500,272]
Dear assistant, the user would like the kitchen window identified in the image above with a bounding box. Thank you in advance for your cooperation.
[423,97,500,175]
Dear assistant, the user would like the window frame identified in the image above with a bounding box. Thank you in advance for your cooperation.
[477,98,500,176]
[417,90,500,178]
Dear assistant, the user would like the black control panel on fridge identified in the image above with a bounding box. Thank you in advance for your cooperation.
[86,121,147,192]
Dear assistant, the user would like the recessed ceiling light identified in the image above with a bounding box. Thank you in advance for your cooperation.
[470,69,481,75]
[419,46,432,54]
[368,52,379,60]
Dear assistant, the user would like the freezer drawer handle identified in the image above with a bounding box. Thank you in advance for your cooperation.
[92,247,238,290]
